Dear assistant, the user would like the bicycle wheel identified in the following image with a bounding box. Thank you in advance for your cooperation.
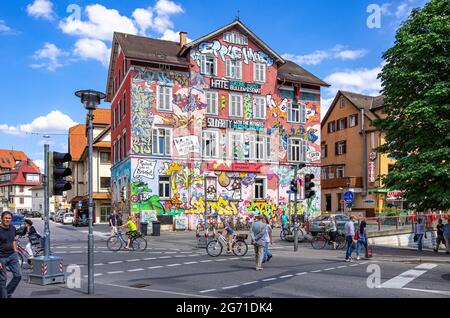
[280,228,287,241]
[297,228,306,242]
[133,237,147,251]
[106,235,122,251]
[310,235,327,249]
[336,235,347,250]
[206,240,223,257]
[232,240,248,256]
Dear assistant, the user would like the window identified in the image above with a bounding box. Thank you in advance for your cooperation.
[321,167,330,180]
[113,141,116,163]
[118,100,121,124]
[226,59,242,79]
[159,176,171,199]
[113,108,117,129]
[206,91,218,115]
[202,131,219,158]
[100,152,110,164]
[122,131,126,158]
[157,86,172,111]
[123,58,126,76]
[321,145,328,159]
[100,177,111,189]
[370,132,376,149]
[20,198,24,204]
[19,186,24,193]
[327,121,335,133]
[388,164,395,174]
[254,178,265,200]
[117,136,121,161]
[152,127,172,155]
[253,96,266,120]
[339,98,345,108]
[118,69,121,86]
[254,63,266,83]
[229,132,244,160]
[335,141,347,155]
[224,31,248,45]
[248,134,270,161]
[229,94,243,117]
[100,206,111,223]
[123,92,127,116]
[112,78,116,96]
[337,118,347,131]
[200,55,217,76]
[288,138,307,162]
[336,166,345,178]
[26,174,39,182]
[349,114,358,127]
[287,102,306,123]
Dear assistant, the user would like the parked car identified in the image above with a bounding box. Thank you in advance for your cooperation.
[43,211,56,221]
[55,210,67,223]
[309,214,357,236]
[21,210,34,218]
[62,212,74,224]
[31,211,41,218]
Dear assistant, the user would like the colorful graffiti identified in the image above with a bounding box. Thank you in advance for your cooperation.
[131,83,154,154]
[244,93,253,119]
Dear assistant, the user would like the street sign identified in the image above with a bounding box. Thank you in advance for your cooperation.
[344,191,354,203]
[363,199,375,204]
[8,204,16,207]
[130,195,139,203]
[1,198,8,203]
[369,151,377,161]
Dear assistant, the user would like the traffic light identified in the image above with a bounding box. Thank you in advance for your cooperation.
[304,174,315,198]
[48,152,72,196]
[289,179,298,193]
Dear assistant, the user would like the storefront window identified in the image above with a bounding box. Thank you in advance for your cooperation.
[100,206,111,223]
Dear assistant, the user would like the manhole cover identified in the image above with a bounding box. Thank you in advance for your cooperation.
[30,289,61,296]
[129,283,150,288]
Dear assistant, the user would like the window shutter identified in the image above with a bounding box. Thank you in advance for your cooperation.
[200,55,206,74]
[214,57,217,76]
[325,145,328,158]
[344,118,347,129]
[354,115,358,127]
[249,135,255,160]
[165,129,171,155]
[287,138,291,161]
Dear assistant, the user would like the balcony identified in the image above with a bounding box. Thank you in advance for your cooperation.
[321,176,362,189]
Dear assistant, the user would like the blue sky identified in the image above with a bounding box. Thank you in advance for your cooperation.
[0,0,428,170]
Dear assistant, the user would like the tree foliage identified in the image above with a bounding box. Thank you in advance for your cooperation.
[373,0,450,211]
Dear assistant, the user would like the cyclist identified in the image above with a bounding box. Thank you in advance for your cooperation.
[327,216,338,250]
[20,219,41,259]
[223,218,235,254]
[123,215,139,249]
[281,211,289,231]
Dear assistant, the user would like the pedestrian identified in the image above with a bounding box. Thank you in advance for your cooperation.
[0,211,22,298]
[414,218,425,251]
[443,219,450,255]
[355,220,368,260]
[109,210,120,236]
[262,216,273,263]
[20,219,41,259]
[344,215,356,262]
[434,218,446,252]
[327,216,338,250]
[250,214,266,271]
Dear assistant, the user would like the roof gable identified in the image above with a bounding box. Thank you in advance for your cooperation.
[278,60,330,87]
[68,124,87,161]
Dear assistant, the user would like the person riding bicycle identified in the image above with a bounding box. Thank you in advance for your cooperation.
[19,219,41,259]
[122,215,139,250]
[223,218,235,254]
[281,211,289,231]
[327,216,338,250]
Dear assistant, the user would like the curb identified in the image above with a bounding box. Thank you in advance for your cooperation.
[374,257,450,264]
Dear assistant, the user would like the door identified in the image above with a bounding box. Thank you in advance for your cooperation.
[326,194,332,212]
[100,206,111,223]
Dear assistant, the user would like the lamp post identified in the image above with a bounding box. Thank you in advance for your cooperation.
[75,89,106,295]
[43,135,51,258]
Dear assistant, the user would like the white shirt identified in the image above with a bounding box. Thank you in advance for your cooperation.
[263,224,272,243]
[344,221,355,237]
[415,223,425,235]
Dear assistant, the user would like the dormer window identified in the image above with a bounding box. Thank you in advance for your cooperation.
[224,31,248,45]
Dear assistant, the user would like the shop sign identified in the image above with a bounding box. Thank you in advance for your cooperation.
[369,151,377,161]
[206,117,263,131]
[207,162,262,173]
[210,78,261,94]
[387,191,403,201]
[368,161,376,182]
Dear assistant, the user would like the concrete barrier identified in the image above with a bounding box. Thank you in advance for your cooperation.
[368,230,437,249]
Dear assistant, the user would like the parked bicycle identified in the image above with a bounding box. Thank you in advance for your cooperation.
[310,231,346,250]
[206,231,248,257]
[280,223,306,241]
[106,228,147,251]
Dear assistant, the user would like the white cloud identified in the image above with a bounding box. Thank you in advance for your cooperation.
[160,29,192,43]
[132,7,154,35]
[380,3,394,15]
[27,0,55,20]
[324,65,382,96]
[33,159,45,172]
[283,45,368,66]
[0,20,13,33]
[155,0,184,16]
[73,38,111,66]
[320,97,335,120]
[30,42,67,71]
[0,110,78,135]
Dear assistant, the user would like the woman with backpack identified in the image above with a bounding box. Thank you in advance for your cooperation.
[355,220,368,260]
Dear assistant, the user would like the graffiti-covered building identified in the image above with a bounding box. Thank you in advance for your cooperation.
[107,20,329,228]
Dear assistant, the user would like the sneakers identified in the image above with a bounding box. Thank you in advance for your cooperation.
[256,267,263,271]
[267,255,272,262]
[349,257,354,262]
[356,256,360,260]
[345,258,350,262]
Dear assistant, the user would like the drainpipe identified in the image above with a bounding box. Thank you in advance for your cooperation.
[361,109,367,196]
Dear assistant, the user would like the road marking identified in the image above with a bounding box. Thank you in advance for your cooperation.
[174,255,186,258]
[55,246,67,249]
[280,275,294,279]
[223,285,240,290]
[349,264,359,267]
[128,268,144,272]
[159,256,171,259]
[126,259,140,262]
[94,273,103,277]
[102,282,213,298]
[381,270,428,289]
[415,263,437,270]
[148,266,163,269]
[216,259,228,262]
[401,287,450,296]
[311,270,322,273]
[170,248,180,251]
[296,272,307,276]
[94,263,104,266]
[324,268,335,271]
[184,261,198,265]
[107,271,124,274]
[164,252,177,254]
[154,248,165,250]
[242,281,259,285]
[262,278,277,282]
[108,261,123,264]
[101,251,112,253]
[70,246,81,249]
[229,257,239,260]
[181,252,191,254]
[143,257,157,260]
[200,260,212,263]
[337,266,347,269]
[166,264,181,267]
[242,256,252,259]
[188,254,199,257]
[150,252,162,254]
[199,289,216,293]
[360,262,369,265]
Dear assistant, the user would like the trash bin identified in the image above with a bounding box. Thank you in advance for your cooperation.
[140,222,148,236]
[152,221,161,236]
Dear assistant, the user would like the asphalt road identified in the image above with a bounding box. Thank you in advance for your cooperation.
[11,219,450,298]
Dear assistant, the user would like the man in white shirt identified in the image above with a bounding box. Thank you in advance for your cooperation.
[414,218,426,251]
[344,215,356,262]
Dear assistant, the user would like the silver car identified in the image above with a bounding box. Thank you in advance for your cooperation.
[309,214,355,235]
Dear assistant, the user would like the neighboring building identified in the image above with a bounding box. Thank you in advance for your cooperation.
[320,91,400,216]
[31,187,70,214]
[67,109,112,223]
[0,150,41,213]
[107,20,328,227]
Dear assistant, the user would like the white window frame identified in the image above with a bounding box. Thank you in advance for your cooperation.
[226,59,242,79]
[254,63,266,83]
[152,127,172,156]
[336,166,345,178]
[157,85,172,112]
[229,94,243,118]
[229,132,244,160]
[349,114,357,127]
[288,138,307,162]
[371,132,376,149]
[159,176,171,199]
[253,178,266,200]
[206,91,219,115]
[337,141,346,155]
[339,98,345,108]
[248,133,270,161]
[202,130,219,158]
[287,102,306,124]
[200,55,217,76]
[253,96,266,120]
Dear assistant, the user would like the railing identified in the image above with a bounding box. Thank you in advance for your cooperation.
[362,213,448,234]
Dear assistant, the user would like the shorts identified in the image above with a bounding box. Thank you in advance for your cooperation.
[329,231,337,242]
[127,231,140,239]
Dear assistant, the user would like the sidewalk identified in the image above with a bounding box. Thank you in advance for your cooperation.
[371,245,450,264]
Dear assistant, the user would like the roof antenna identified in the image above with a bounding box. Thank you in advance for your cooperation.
[236,10,240,21]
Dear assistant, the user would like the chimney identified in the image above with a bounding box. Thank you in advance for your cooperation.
[179,32,187,47]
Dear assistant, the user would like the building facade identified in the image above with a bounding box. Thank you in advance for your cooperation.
[31,186,70,214]
[108,20,328,227]
[320,91,400,216]
[67,109,112,223]
[0,150,41,213]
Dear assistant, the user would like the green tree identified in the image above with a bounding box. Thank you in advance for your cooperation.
[374,0,450,211]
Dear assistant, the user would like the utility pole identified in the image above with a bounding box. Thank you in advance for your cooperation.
[43,143,50,257]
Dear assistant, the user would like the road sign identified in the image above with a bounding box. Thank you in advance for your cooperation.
[344,191,354,203]
[363,199,375,204]
[1,198,8,203]
[130,195,139,203]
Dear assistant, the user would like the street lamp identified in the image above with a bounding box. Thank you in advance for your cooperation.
[75,89,106,295]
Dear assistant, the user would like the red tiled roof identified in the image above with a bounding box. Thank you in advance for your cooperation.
[8,160,41,186]
[91,108,111,125]
[0,149,28,169]
[68,124,87,161]
[94,141,111,148]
